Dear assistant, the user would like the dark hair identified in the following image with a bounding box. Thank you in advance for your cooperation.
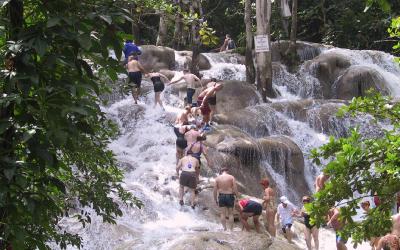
[210,78,217,82]
[197,135,206,141]
[126,40,133,43]
[220,167,229,174]
[183,69,189,73]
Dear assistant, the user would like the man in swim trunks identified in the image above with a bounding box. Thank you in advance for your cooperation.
[327,207,347,250]
[176,154,199,209]
[169,69,201,106]
[197,82,224,125]
[126,54,146,104]
[175,106,192,125]
[236,199,262,233]
[260,178,276,236]
[276,196,298,243]
[213,167,239,231]
[315,172,330,192]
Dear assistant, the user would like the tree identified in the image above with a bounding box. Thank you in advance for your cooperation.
[0,0,141,249]
[244,0,256,84]
[156,9,168,46]
[284,0,299,70]
[255,0,277,100]
[189,0,202,76]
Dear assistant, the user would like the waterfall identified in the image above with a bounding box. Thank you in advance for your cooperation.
[200,53,246,81]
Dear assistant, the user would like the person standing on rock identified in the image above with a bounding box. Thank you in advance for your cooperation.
[126,54,146,104]
[197,82,224,126]
[169,69,201,107]
[213,167,239,231]
[276,196,298,244]
[327,207,347,250]
[176,154,199,209]
[260,178,277,237]
[145,71,170,109]
[294,196,319,250]
[235,199,263,233]
[315,172,330,192]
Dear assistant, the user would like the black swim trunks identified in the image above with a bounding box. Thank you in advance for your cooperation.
[128,71,142,88]
[208,96,216,105]
[282,223,293,234]
[179,171,197,189]
[151,76,165,92]
[304,213,315,230]
[218,193,235,208]
[243,200,262,216]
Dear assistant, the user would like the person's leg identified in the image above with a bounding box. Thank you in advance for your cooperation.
[209,105,216,123]
[176,148,183,164]
[304,228,312,250]
[179,185,184,205]
[286,224,293,243]
[312,227,319,250]
[187,88,195,106]
[154,92,158,108]
[267,208,276,237]
[227,207,234,231]
[189,188,195,208]
[220,207,227,230]
[132,87,138,104]
[253,215,261,233]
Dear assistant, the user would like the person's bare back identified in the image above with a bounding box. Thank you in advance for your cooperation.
[215,172,237,195]
[185,129,201,146]
[182,74,200,89]
[392,213,400,236]
[126,58,145,73]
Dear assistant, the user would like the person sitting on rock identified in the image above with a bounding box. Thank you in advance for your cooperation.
[315,172,330,192]
[145,71,170,109]
[235,199,263,233]
[197,82,224,126]
[219,34,235,52]
[276,196,298,244]
[176,154,199,209]
[260,178,277,237]
[169,69,201,107]
[125,54,146,104]
[213,167,239,231]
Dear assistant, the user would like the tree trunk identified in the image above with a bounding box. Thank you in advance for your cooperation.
[130,6,141,43]
[189,0,201,76]
[156,10,168,46]
[173,0,184,50]
[287,0,297,54]
[255,0,276,100]
[245,0,256,84]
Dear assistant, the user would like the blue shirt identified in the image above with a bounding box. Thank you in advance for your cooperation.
[123,42,141,60]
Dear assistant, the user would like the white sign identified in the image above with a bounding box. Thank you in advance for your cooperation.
[254,35,270,52]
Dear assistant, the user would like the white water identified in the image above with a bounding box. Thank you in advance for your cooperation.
[55,46,400,250]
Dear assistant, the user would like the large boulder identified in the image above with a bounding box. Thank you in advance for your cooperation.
[303,52,351,98]
[214,105,292,137]
[215,81,261,114]
[176,50,212,70]
[334,65,390,99]
[257,136,309,203]
[139,45,175,72]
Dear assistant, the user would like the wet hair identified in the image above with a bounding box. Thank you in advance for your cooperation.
[260,178,269,187]
[220,167,229,174]
[361,200,370,207]
[183,69,189,73]
[302,196,311,202]
[226,34,231,38]
[210,78,217,82]
[197,135,206,141]
[184,105,191,111]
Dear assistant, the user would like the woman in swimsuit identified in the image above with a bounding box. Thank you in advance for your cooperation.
[185,135,211,182]
[295,196,319,250]
[146,72,170,108]
[260,178,276,236]
[174,124,192,163]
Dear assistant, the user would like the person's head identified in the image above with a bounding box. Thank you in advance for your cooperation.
[260,178,270,188]
[183,69,189,74]
[226,34,231,39]
[197,135,206,141]
[302,196,311,204]
[322,172,330,179]
[214,83,224,91]
[361,200,370,211]
[184,105,191,113]
[280,196,289,207]
[220,167,229,175]
[126,40,133,43]
[210,77,217,82]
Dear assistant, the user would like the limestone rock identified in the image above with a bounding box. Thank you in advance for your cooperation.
[139,45,175,72]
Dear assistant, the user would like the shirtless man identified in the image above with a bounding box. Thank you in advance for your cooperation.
[260,178,276,236]
[213,167,239,231]
[176,154,200,209]
[184,124,201,146]
[315,172,330,192]
[169,69,201,106]
[197,83,224,125]
[376,212,400,250]
[327,207,347,250]
[175,106,191,125]
[126,54,146,104]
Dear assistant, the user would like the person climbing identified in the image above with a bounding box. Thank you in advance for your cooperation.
[315,172,330,192]
[184,123,202,146]
[173,124,191,163]
[126,54,146,104]
[219,34,235,52]
[146,71,170,109]
[123,40,141,65]
[175,106,192,125]
[213,167,239,231]
[176,154,199,209]
[206,79,219,125]
[327,207,348,250]
[235,199,262,233]
[361,201,380,250]
[294,196,319,250]
[260,178,277,237]
[276,196,298,244]
[169,69,201,107]
[197,82,224,126]
[185,135,211,182]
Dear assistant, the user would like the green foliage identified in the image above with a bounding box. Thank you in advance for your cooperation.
[309,94,400,245]
[199,21,219,46]
[0,0,142,249]
[388,16,400,63]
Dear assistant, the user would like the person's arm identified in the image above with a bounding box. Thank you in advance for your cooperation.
[169,76,184,85]
[232,177,239,197]
[137,62,146,74]
[213,179,218,205]
[327,209,339,227]
[199,90,212,108]
[176,159,182,177]
[159,73,170,83]
[275,209,280,226]
[202,145,212,167]
[194,75,201,82]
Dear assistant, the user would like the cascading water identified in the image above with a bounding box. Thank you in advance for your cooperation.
[56,46,400,250]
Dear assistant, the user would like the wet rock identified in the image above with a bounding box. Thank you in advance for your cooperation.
[176,50,211,70]
[117,104,145,130]
[159,69,176,80]
[272,40,331,63]
[190,226,210,232]
[139,45,175,72]
[117,161,137,172]
[214,105,292,137]
[334,65,390,99]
